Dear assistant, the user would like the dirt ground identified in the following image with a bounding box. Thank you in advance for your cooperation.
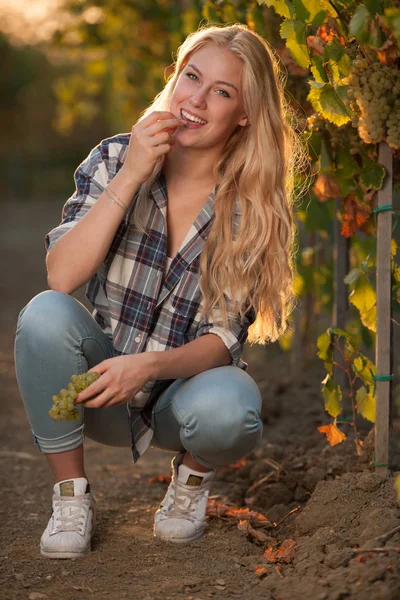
[1,199,400,600]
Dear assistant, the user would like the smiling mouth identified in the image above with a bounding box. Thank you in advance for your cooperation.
[180,109,208,125]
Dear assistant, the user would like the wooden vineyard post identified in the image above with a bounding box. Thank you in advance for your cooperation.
[374,141,393,473]
[333,196,349,407]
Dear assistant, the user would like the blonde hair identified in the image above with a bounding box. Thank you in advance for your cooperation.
[133,23,308,344]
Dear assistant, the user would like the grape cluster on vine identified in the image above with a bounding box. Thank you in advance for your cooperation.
[346,58,400,150]
[49,372,100,421]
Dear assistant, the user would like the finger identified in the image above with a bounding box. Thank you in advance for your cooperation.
[80,390,112,409]
[146,118,185,137]
[149,131,172,147]
[139,111,182,127]
[75,377,106,404]
[153,143,173,157]
[87,362,108,375]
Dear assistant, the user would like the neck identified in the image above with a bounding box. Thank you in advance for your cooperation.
[163,145,220,188]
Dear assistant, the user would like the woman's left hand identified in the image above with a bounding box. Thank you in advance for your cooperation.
[75,353,156,408]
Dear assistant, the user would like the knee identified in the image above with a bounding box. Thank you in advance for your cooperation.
[16,290,76,340]
[180,369,263,452]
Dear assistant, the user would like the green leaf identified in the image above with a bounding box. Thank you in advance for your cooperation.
[319,84,352,126]
[322,374,342,417]
[364,0,383,16]
[356,385,376,422]
[324,40,345,64]
[311,55,329,83]
[344,267,363,286]
[335,147,360,179]
[295,0,325,22]
[317,331,332,361]
[280,20,310,69]
[349,5,372,44]
[360,155,386,190]
[260,0,294,19]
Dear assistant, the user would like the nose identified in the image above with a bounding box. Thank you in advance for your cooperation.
[190,88,207,109]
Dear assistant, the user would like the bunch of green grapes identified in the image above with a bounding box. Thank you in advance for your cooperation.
[49,372,100,421]
[346,59,400,149]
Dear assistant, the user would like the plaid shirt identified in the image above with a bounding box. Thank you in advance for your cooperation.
[45,133,256,462]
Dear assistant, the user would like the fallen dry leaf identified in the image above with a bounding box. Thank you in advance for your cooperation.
[318,424,347,446]
[237,519,270,544]
[263,539,297,564]
[206,499,271,528]
[254,566,268,578]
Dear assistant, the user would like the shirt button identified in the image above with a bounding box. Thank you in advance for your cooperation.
[135,335,141,343]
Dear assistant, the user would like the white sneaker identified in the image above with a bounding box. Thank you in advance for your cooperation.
[154,452,215,543]
[40,477,95,558]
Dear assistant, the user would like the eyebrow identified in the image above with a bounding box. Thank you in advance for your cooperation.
[186,63,239,93]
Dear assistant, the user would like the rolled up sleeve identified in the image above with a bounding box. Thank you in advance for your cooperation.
[195,301,256,369]
[45,142,109,252]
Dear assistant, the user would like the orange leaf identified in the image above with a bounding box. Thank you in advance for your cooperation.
[263,539,297,564]
[341,194,372,238]
[313,174,341,202]
[254,566,268,578]
[317,424,347,446]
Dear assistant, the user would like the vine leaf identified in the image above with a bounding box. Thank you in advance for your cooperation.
[341,194,372,238]
[321,374,342,417]
[258,0,294,19]
[360,155,386,190]
[356,386,376,423]
[318,424,347,446]
[307,83,352,126]
[349,5,373,44]
[348,276,377,332]
[317,331,332,361]
[280,20,310,68]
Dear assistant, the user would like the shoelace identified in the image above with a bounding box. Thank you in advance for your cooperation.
[164,480,209,522]
[52,496,89,533]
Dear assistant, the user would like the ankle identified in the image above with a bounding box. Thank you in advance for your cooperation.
[182,451,212,473]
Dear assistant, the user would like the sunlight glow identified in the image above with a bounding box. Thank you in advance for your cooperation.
[0,0,72,45]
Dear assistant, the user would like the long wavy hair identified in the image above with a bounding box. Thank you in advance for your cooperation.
[133,23,308,344]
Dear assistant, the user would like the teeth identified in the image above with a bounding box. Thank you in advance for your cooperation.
[181,109,207,125]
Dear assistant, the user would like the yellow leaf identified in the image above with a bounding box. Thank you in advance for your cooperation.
[318,424,347,446]
[356,386,376,423]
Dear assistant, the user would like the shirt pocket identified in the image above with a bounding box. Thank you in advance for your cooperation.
[171,265,202,341]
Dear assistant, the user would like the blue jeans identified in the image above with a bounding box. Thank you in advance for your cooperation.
[14,291,263,469]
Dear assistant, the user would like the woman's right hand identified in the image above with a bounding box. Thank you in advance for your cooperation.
[121,111,185,185]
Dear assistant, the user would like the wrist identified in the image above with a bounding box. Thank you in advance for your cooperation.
[116,165,143,192]
[146,351,161,381]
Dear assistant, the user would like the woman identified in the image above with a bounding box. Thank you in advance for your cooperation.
[14,23,303,558]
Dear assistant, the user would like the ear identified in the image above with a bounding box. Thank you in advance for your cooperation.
[238,114,249,127]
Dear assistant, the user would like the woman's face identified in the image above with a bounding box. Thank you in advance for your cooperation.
[169,45,248,151]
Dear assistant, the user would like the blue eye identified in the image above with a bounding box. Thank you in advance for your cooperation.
[185,72,230,98]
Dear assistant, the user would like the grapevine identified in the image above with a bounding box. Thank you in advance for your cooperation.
[49,372,100,421]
